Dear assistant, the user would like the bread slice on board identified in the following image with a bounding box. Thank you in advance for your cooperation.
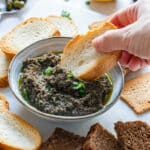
[41,127,85,150]
[61,22,121,81]
[83,123,120,150]
[0,17,60,58]
[47,15,78,37]
[115,121,150,150]
[0,49,11,87]
[0,109,41,150]
[121,72,150,114]
[0,94,9,110]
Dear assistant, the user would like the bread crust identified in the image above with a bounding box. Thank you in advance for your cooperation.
[61,21,121,81]
[0,76,9,87]
[0,17,60,58]
[0,94,9,110]
[88,18,111,30]
[0,109,42,150]
[0,50,11,87]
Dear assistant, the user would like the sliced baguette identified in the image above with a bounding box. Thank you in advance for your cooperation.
[61,22,121,81]
[0,94,9,110]
[0,49,11,87]
[0,109,41,150]
[0,17,60,58]
[89,20,131,77]
[47,15,78,37]
[89,19,108,30]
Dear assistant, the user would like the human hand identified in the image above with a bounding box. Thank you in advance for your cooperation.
[93,0,150,71]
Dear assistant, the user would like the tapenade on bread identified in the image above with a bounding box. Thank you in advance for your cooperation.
[19,52,113,116]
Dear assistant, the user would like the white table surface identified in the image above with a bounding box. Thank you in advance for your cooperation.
[1,0,150,142]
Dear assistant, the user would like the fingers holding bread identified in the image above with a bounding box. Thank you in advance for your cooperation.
[0,17,60,58]
[61,21,121,81]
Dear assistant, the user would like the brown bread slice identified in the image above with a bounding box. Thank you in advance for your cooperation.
[41,128,85,150]
[115,121,150,150]
[83,123,120,150]
[121,72,150,114]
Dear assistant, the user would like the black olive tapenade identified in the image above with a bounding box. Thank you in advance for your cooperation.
[19,52,113,116]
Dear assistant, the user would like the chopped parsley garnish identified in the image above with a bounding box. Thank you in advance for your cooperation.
[61,10,72,20]
[22,89,29,101]
[44,67,53,76]
[67,71,73,78]
[72,81,85,90]
[72,81,86,96]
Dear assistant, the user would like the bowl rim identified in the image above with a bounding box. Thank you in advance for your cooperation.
[8,37,124,121]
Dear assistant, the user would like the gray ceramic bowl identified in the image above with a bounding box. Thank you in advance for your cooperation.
[9,37,124,122]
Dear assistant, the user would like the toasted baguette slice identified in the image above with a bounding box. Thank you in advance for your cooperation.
[47,15,78,37]
[89,20,131,77]
[89,19,109,30]
[0,94,9,110]
[0,109,41,150]
[0,49,11,87]
[0,17,60,58]
[83,123,119,150]
[115,121,150,150]
[61,22,121,81]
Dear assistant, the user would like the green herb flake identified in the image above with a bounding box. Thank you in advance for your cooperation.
[79,89,86,96]
[22,89,29,101]
[44,67,53,76]
[61,10,72,20]
[72,81,85,90]
[18,78,22,88]
[67,71,73,78]
[85,0,91,5]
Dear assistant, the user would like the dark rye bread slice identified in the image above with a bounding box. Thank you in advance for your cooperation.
[115,121,150,150]
[83,123,120,150]
[41,128,85,150]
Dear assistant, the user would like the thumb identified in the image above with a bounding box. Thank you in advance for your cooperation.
[93,28,127,53]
